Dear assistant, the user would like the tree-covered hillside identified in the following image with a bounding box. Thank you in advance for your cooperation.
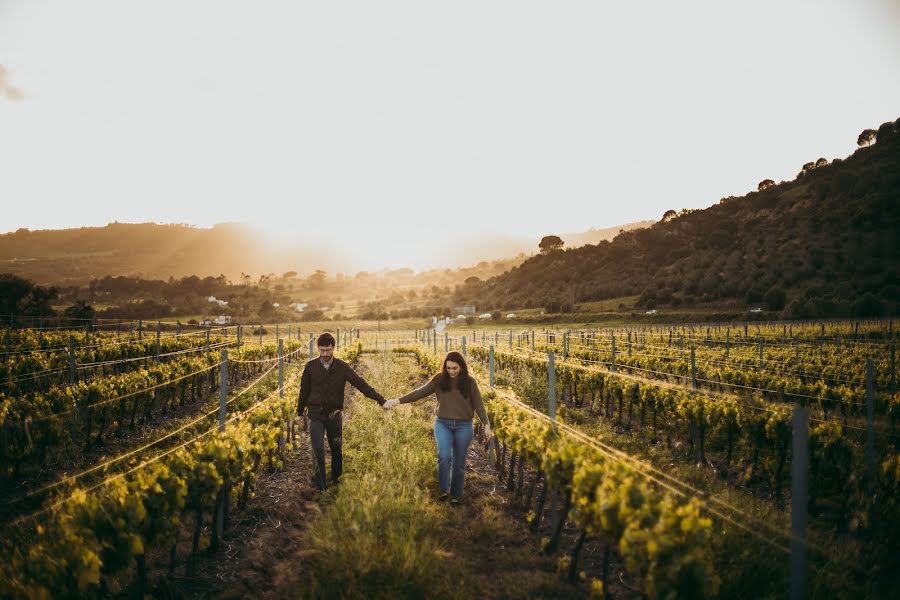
[456,118,900,318]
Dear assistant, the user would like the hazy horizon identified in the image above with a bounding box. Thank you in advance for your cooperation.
[0,218,654,276]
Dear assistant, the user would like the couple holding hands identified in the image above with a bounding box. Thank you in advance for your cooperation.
[296,332,493,503]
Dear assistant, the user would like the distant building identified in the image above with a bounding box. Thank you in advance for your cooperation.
[454,305,476,315]
[214,315,232,325]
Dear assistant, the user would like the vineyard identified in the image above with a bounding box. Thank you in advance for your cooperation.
[0,318,896,598]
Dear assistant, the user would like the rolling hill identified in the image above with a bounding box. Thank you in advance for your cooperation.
[455,117,900,319]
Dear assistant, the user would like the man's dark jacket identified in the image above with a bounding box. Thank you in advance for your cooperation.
[297,357,385,417]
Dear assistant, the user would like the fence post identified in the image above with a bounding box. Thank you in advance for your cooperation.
[462,336,467,357]
[531,330,535,352]
[691,345,697,390]
[758,337,764,369]
[445,331,449,353]
[156,323,161,364]
[866,359,875,494]
[548,351,558,533]
[611,333,616,373]
[278,339,284,398]
[489,345,495,388]
[259,325,263,346]
[219,350,228,431]
[206,328,211,360]
[138,319,143,341]
[215,349,229,544]
[791,405,809,600]
[433,330,438,354]
[509,329,513,350]
[890,341,896,393]
[309,335,315,358]
[69,336,76,384]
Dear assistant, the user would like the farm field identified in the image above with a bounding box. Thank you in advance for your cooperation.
[0,319,896,598]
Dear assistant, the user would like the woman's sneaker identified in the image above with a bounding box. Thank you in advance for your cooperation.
[438,491,450,501]
[449,496,461,506]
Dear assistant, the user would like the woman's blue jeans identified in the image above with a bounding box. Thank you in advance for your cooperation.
[434,417,474,498]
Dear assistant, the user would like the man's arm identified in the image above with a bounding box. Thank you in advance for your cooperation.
[345,363,386,405]
[297,363,312,414]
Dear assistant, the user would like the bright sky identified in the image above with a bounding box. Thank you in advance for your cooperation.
[1,1,899,269]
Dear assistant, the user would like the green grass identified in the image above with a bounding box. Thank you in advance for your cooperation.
[298,353,588,599]
[301,354,460,599]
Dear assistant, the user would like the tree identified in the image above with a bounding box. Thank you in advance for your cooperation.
[876,121,895,142]
[757,179,775,191]
[0,273,34,315]
[661,209,677,222]
[539,235,564,254]
[259,300,275,317]
[853,293,884,318]
[63,300,96,320]
[857,129,877,148]
[815,157,828,167]
[0,273,58,316]
[763,286,786,311]
[307,270,327,288]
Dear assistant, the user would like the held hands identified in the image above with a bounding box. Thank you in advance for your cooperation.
[382,399,400,410]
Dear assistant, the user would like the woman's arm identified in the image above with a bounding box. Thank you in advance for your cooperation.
[398,377,438,404]
[469,378,490,427]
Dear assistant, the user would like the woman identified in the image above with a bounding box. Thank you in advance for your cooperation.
[384,351,493,504]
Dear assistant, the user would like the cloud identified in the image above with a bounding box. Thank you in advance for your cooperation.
[0,65,25,101]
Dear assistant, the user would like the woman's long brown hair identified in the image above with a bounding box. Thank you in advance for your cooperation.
[436,351,471,399]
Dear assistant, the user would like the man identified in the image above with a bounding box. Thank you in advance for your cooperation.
[296,331,387,490]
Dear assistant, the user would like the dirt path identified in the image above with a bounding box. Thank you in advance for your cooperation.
[160,354,640,599]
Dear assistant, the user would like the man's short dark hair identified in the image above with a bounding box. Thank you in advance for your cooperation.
[317,332,336,347]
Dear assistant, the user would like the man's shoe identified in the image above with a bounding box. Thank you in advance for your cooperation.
[449,496,461,506]
[438,491,450,501]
